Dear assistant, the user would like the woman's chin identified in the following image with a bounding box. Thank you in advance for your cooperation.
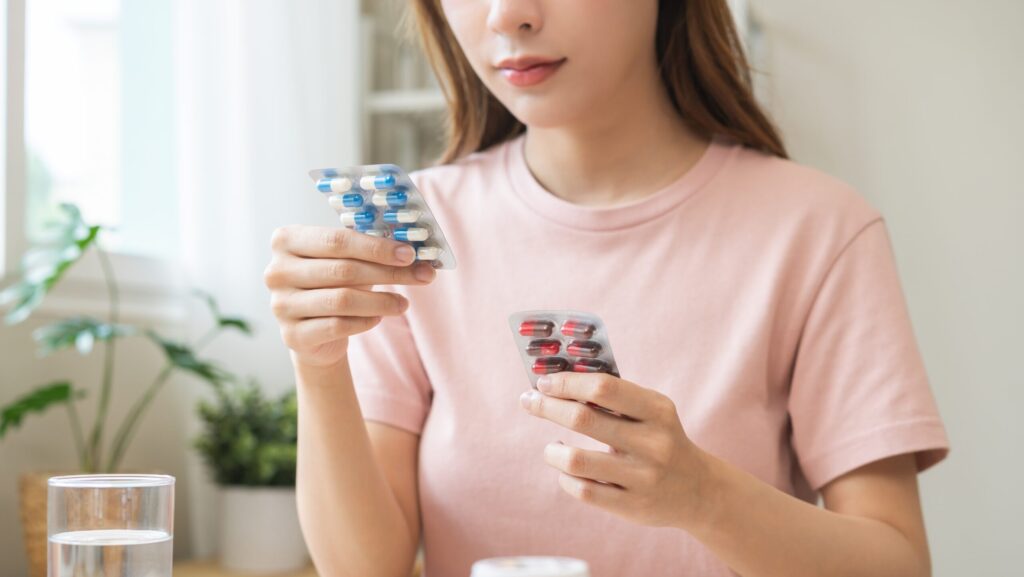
[503,100,592,131]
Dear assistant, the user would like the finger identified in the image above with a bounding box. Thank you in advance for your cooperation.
[520,390,643,452]
[536,372,665,422]
[557,471,629,509]
[272,225,416,266]
[274,287,408,319]
[281,316,382,348]
[544,443,635,488]
[278,257,436,289]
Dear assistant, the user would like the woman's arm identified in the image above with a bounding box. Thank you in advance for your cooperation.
[264,225,435,577]
[520,372,933,577]
[295,359,420,577]
[690,452,930,577]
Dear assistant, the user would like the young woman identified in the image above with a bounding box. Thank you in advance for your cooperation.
[264,1,949,576]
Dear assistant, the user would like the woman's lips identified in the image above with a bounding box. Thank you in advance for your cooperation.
[499,59,566,87]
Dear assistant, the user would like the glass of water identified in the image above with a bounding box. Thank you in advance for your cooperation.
[48,474,175,577]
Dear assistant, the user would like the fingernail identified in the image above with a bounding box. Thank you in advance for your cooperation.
[395,245,415,263]
[520,390,538,410]
[536,376,552,392]
[545,442,564,456]
[395,295,409,312]
[414,263,436,282]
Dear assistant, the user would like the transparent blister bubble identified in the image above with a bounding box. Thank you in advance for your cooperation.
[510,310,625,417]
[508,310,621,389]
[309,164,457,269]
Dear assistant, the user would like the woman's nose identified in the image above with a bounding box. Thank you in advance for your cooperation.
[487,0,544,36]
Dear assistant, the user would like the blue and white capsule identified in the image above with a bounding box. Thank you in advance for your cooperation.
[359,173,396,190]
[339,210,376,227]
[383,209,421,224]
[393,227,430,242]
[371,189,408,208]
[416,246,443,261]
[328,193,364,210]
[355,224,385,238]
[317,176,353,194]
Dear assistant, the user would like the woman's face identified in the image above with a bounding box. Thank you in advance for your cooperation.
[440,0,661,129]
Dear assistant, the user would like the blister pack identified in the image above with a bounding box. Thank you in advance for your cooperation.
[309,164,456,269]
[508,310,621,389]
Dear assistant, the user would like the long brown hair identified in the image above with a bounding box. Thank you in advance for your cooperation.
[408,0,788,164]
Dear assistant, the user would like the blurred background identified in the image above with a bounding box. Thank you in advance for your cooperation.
[0,0,1020,576]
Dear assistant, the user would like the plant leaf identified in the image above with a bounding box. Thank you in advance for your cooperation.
[1,203,102,325]
[193,379,297,486]
[217,317,252,334]
[0,381,72,439]
[145,330,232,385]
[32,316,136,356]
[194,289,253,335]
[0,283,45,325]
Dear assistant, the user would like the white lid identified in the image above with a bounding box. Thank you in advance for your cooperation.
[470,557,590,577]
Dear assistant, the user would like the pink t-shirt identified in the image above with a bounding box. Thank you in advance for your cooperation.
[348,134,949,577]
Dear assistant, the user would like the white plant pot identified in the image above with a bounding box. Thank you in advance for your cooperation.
[219,486,309,574]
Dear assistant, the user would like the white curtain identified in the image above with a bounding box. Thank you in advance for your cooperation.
[172,0,361,557]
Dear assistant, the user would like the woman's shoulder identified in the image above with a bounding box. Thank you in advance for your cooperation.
[723,142,883,236]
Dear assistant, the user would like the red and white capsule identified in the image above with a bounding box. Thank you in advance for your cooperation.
[566,340,602,358]
[519,320,555,337]
[572,358,611,374]
[526,339,561,357]
[560,320,596,339]
[532,357,569,375]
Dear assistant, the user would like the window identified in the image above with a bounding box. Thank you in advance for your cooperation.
[25,0,177,260]
[3,0,184,321]
[25,0,121,242]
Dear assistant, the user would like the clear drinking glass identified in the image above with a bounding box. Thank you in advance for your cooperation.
[47,474,175,577]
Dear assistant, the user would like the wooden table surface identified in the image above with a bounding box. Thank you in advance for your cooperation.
[174,557,423,577]
[174,560,318,577]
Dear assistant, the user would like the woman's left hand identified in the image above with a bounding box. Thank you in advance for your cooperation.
[520,372,713,529]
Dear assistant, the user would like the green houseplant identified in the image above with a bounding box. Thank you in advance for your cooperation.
[0,203,251,577]
[194,380,307,573]
[194,379,297,487]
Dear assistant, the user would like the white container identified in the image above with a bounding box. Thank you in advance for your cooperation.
[219,486,309,574]
[471,557,590,577]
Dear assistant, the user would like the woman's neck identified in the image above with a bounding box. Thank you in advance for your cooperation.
[523,73,710,207]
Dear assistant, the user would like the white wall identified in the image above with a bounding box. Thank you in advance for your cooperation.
[752,1,1023,574]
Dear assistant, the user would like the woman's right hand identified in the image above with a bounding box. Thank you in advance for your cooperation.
[264,225,436,368]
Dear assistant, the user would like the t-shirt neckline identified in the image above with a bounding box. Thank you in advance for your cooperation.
[504,132,737,232]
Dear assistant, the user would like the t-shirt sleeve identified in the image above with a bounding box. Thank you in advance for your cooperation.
[347,307,432,435]
[789,218,950,490]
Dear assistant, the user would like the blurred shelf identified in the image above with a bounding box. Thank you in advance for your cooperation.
[366,89,446,114]
[360,1,446,168]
